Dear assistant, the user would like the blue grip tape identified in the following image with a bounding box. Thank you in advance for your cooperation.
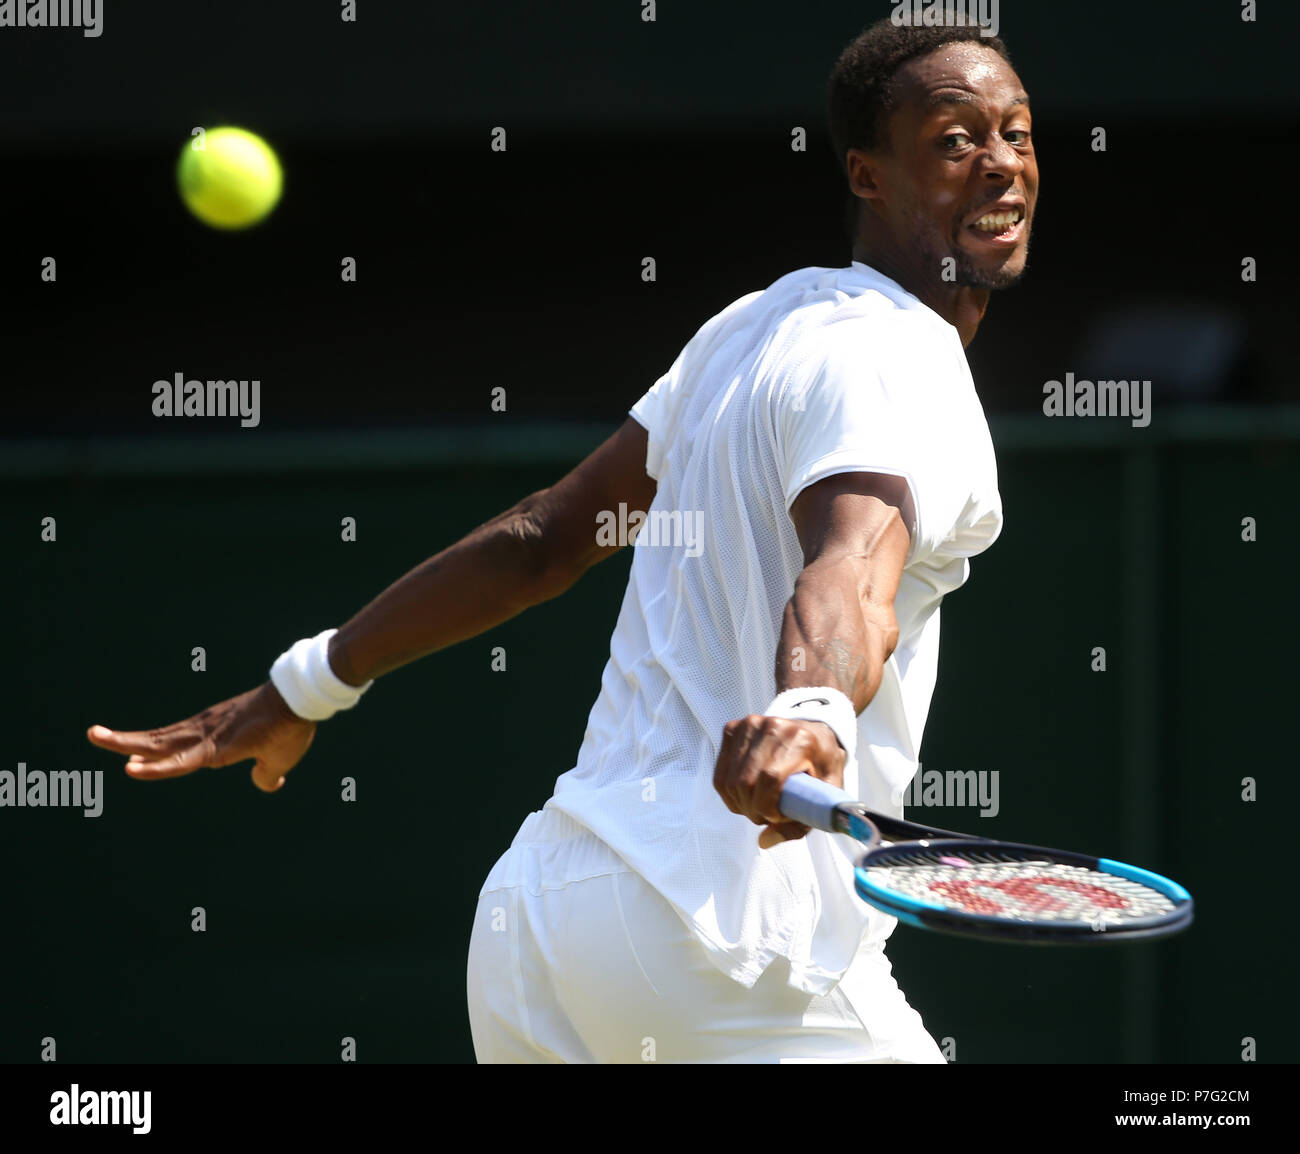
[778,773,852,833]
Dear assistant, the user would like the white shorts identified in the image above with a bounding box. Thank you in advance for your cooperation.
[466,807,946,1064]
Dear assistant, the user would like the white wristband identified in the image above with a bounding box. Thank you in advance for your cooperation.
[763,686,858,763]
[270,629,373,721]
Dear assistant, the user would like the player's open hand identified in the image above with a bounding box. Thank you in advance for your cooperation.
[713,715,847,849]
[86,681,315,793]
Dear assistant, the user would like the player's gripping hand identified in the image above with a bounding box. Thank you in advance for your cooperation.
[86,681,315,793]
[712,715,847,849]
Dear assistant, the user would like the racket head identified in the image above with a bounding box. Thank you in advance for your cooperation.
[853,839,1194,944]
[776,773,1195,943]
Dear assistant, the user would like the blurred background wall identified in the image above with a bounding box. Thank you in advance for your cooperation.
[1,0,1294,1063]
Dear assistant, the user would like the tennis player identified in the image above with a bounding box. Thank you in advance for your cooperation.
[88,19,1036,1063]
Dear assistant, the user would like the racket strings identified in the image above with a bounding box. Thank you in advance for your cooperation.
[862,857,1178,923]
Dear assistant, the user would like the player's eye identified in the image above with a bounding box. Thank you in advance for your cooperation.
[1004,129,1032,145]
[940,132,971,149]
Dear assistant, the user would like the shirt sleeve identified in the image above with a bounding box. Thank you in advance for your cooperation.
[630,289,767,482]
[775,318,990,564]
[943,492,1003,558]
[628,371,671,482]
[777,345,925,561]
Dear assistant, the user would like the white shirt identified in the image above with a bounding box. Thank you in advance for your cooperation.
[546,261,1002,996]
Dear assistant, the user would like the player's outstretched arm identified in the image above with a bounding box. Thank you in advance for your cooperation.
[325,417,655,686]
[87,417,657,789]
[713,471,912,846]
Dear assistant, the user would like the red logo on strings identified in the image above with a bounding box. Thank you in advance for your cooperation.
[929,877,1129,916]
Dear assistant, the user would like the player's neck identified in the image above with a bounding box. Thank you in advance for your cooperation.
[851,248,989,348]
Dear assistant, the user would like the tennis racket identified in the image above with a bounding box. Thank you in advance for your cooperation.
[778,773,1193,944]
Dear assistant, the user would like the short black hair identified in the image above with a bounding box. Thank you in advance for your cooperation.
[827,18,1014,171]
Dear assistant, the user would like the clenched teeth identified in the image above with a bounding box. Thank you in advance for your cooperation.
[972,209,1024,232]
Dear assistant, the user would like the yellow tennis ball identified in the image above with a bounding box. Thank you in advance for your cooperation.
[177,126,283,230]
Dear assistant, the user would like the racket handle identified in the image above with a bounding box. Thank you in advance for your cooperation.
[777,773,853,832]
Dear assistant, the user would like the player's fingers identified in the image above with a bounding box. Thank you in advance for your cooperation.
[122,735,217,780]
[739,723,819,824]
[758,821,809,849]
[713,718,762,813]
[716,723,780,822]
[88,723,197,756]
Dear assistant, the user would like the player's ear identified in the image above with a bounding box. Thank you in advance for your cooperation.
[845,148,887,203]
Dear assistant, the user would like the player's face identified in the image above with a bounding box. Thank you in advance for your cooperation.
[880,43,1038,289]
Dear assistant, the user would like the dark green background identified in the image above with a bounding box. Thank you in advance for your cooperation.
[2,413,1292,1063]
[0,0,1289,143]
